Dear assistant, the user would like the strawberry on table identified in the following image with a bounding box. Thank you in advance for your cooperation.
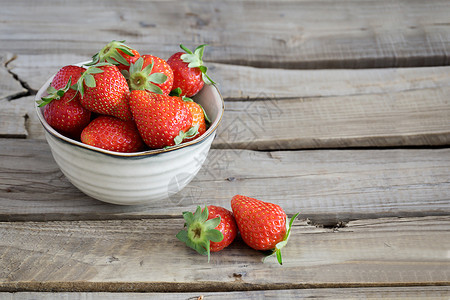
[124,55,174,95]
[74,63,132,121]
[86,40,140,72]
[231,195,300,265]
[167,44,215,97]
[176,205,238,261]
[80,115,145,153]
[128,90,198,149]
[37,78,91,140]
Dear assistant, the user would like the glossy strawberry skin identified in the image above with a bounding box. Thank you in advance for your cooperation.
[44,89,91,140]
[80,115,145,153]
[184,101,207,141]
[207,206,238,252]
[128,91,192,149]
[141,54,174,95]
[231,195,287,251]
[167,52,204,97]
[51,65,86,90]
[80,65,132,121]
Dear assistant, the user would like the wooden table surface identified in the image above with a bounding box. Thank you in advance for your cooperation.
[1,0,450,299]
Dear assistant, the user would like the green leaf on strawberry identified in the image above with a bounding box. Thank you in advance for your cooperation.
[263,212,300,265]
[125,57,168,94]
[179,44,216,85]
[37,77,73,107]
[174,123,200,145]
[85,40,136,67]
[176,206,224,262]
[73,62,113,98]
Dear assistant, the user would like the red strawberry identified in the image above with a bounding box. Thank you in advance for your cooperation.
[124,55,174,95]
[38,78,91,140]
[75,64,132,121]
[167,44,215,97]
[80,115,145,153]
[183,99,208,141]
[231,195,300,265]
[51,65,86,90]
[116,48,140,71]
[128,90,197,149]
[176,205,238,261]
[86,40,140,72]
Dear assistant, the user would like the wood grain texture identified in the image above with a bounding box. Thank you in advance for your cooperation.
[0,53,26,101]
[0,96,40,138]
[8,54,450,100]
[1,0,449,69]
[3,287,450,299]
[211,64,450,100]
[5,58,450,148]
[0,216,449,292]
[217,85,450,149]
[1,139,448,224]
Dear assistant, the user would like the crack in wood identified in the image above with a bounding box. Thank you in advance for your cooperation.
[4,54,36,100]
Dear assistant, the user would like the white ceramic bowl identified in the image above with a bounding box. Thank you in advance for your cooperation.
[35,65,224,205]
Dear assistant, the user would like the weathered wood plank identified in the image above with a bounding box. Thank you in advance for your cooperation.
[0,139,448,224]
[216,85,450,149]
[1,0,449,69]
[0,216,448,292]
[3,287,450,299]
[7,55,450,147]
[211,64,450,100]
[0,53,26,101]
[0,96,45,139]
[8,54,450,100]
[0,96,39,138]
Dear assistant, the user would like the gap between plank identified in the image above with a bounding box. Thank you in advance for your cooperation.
[1,281,449,293]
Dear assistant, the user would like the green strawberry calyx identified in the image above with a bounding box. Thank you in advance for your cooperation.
[72,62,111,98]
[179,44,216,85]
[123,57,167,94]
[263,212,300,265]
[174,124,200,145]
[176,206,224,262]
[37,77,73,107]
[85,40,136,67]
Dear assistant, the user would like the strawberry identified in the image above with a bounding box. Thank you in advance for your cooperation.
[80,115,145,153]
[231,195,300,265]
[124,55,173,95]
[38,78,91,140]
[183,98,208,141]
[128,90,198,149]
[75,63,132,121]
[176,205,238,261]
[170,87,210,141]
[51,65,86,90]
[86,40,140,72]
[167,44,215,97]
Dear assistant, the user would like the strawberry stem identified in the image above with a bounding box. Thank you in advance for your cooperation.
[179,44,216,85]
[126,57,167,94]
[85,40,135,67]
[263,212,300,265]
[174,124,200,145]
[37,77,73,107]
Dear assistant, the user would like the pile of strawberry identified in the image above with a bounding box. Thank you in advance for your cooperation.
[177,195,300,265]
[38,40,215,152]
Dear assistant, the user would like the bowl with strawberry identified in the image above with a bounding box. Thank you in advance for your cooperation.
[35,41,223,205]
